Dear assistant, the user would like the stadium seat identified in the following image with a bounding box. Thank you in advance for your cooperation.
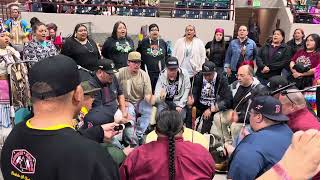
[144,8,158,17]
[131,8,144,16]
[172,10,187,18]
[186,10,201,19]
[188,2,202,8]
[215,2,229,9]
[201,10,214,19]
[116,6,131,16]
[175,1,188,8]
[202,2,215,9]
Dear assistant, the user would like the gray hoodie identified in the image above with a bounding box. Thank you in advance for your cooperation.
[155,68,191,108]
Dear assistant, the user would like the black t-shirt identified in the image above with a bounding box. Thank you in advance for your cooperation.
[0,122,119,180]
[61,37,101,71]
[137,38,168,73]
[233,85,252,110]
[101,37,134,69]
[166,72,179,101]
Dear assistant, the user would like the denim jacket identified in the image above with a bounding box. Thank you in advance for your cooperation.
[224,38,257,71]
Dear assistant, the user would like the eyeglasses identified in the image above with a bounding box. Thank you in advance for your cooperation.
[129,61,141,64]
[285,94,296,105]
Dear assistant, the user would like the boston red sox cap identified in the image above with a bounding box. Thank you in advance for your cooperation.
[251,96,289,122]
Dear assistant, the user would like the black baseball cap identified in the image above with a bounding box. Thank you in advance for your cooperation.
[202,61,216,74]
[251,96,289,121]
[29,55,81,100]
[81,81,100,95]
[166,56,179,69]
[267,75,289,92]
[97,59,118,74]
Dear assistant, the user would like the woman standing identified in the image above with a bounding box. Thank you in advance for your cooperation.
[205,28,228,74]
[46,23,63,51]
[101,21,134,69]
[289,34,320,89]
[137,23,168,92]
[286,28,305,55]
[0,32,20,128]
[173,25,206,79]
[61,24,100,71]
[256,29,292,85]
[23,22,58,66]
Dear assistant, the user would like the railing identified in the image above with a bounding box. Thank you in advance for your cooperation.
[1,0,234,20]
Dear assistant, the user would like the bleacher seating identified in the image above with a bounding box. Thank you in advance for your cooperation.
[288,0,318,23]
[171,0,230,20]
[116,6,158,17]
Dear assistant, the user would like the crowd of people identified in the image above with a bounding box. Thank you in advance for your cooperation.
[290,0,320,24]
[1,3,320,180]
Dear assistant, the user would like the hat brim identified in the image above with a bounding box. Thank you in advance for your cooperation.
[263,113,289,122]
[104,69,119,74]
[84,87,101,95]
[129,59,142,62]
[167,65,179,69]
[202,71,215,74]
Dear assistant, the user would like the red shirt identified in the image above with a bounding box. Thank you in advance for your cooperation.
[287,107,320,132]
[291,50,320,69]
[120,137,215,180]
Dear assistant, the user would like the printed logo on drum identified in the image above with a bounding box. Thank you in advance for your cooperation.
[11,149,36,174]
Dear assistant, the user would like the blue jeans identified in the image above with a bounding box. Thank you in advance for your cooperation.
[156,101,186,120]
[111,100,152,148]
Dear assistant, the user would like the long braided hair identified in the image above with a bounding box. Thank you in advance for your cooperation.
[156,110,184,180]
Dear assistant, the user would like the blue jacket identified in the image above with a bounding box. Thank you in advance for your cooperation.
[224,38,257,71]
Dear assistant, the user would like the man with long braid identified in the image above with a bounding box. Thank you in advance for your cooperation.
[120,110,215,179]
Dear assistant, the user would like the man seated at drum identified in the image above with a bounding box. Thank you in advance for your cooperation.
[116,51,154,146]
[214,65,266,144]
[188,61,232,134]
[154,56,190,120]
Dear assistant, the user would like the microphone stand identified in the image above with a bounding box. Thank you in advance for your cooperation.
[281,84,320,94]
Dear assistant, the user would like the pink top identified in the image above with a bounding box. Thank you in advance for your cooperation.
[309,7,320,24]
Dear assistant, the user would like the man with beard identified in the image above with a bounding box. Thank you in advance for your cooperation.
[116,51,154,146]
[137,24,168,92]
[85,59,127,126]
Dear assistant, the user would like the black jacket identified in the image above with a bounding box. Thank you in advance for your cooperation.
[286,39,305,55]
[192,72,232,111]
[205,41,229,67]
[256,43,292,79]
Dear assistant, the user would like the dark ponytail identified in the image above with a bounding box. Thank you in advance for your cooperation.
[156,110,184,180]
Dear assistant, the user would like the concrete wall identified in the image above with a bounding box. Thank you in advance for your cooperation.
[21,12,235,45]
